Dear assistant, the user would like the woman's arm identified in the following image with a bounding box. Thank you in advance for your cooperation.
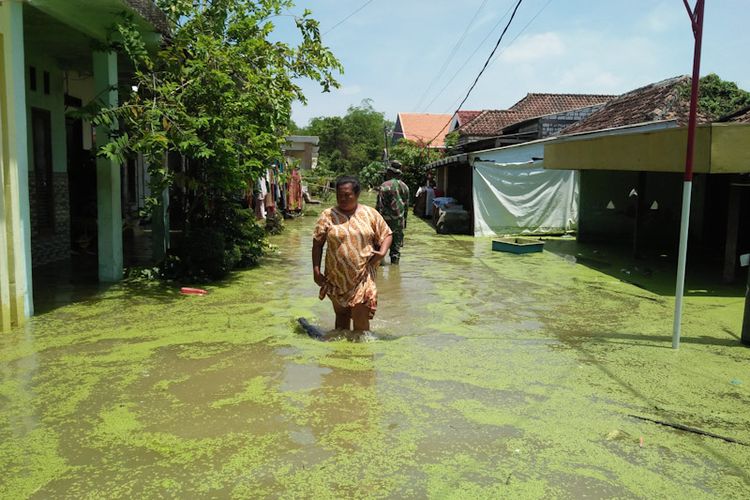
[312,239,327,286]
[369,234,393,267]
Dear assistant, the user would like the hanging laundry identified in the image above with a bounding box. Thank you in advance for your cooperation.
[287,168,303,212]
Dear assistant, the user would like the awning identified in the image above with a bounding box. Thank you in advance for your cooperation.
[544,123,750,174]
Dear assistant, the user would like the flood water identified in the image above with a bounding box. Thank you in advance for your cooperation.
[2,199,749,498]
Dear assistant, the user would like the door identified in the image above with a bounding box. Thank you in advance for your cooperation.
[31,108,54,233]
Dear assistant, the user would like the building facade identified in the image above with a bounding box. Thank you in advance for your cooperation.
[0,0,166,331]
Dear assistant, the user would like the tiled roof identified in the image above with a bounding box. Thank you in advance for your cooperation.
[457,110,527,136]
[455,110,482,127]
[562,76,713,135]
[509,93,616,118]
[722,105,750,124]
[396,113,452,147]
[456,93,615,137]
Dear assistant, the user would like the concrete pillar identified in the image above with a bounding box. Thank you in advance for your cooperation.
[743,266,750,346]
[92,51,123,282]
[0,0,33,331]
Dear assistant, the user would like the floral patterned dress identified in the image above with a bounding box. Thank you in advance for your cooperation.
[313,205,392,318]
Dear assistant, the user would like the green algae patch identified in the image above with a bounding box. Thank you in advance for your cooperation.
[0,427,68,498]
[210,376,272,408]
[450,399,521,429]
[2,207,750,497]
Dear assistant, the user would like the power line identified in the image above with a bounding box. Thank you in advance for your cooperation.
[426,0,525,146]
[442,0,553,113]
[453,0,524,114]
[485,0,553,72]
[421,1,517,112]
[414,0,490,111]
[323,0,376,35]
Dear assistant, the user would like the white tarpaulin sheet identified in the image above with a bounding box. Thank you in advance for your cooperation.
[472,161,579,236]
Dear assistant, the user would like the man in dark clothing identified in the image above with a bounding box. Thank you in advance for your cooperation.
[376,161,410,264]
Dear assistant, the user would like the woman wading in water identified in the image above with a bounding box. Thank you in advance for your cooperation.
[312,176,393,331]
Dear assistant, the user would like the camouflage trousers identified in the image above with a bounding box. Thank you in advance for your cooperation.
[385,218,404,260]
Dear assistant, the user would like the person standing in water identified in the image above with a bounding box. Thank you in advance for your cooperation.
[312,176,393,331]
[376,161,410,265]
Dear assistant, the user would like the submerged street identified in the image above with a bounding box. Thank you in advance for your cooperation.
[2,198,749,498]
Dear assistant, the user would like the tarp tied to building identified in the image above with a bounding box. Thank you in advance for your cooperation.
[472,161,579,236]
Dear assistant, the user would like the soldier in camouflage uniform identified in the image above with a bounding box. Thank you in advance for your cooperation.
[376,161,410,264]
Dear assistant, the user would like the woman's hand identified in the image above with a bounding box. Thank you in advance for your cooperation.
[369,249,387,267]
[313,268,327,287]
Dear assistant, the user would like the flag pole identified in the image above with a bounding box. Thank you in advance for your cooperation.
[673,0,705,349]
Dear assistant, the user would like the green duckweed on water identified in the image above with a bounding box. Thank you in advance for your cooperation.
[1,195,749,498]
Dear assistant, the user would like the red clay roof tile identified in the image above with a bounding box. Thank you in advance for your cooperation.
[508,93,616,118]
[561,76,713,135]
[396,113,452,147]
[456,93,615,137]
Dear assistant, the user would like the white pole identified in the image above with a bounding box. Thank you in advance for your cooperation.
[673,0,704,349]
[672,180,692,348]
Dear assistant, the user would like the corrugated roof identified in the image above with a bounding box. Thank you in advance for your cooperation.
[396,113,452,147]
[562,76,713,135]
[509,93,615,118]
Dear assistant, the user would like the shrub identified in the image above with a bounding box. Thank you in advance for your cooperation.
[165,202,267,282]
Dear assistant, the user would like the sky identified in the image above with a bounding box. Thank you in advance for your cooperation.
[272,0,750,127]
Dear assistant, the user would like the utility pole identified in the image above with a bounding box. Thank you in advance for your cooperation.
[672,0,705,349]
[383,125,390,162]
[743,263,750,345]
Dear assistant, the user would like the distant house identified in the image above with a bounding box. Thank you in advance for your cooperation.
[283,135,319,170]
[561,76,709,135]
[453,110,527,147]
[447,110,482,133]
[544,75,750,282]
[424,93,614,235]
[0,1,167,331]
[391,113,452,149]
[454,93,615,148]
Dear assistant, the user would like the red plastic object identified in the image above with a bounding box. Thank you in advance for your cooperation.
[180,287,207,295]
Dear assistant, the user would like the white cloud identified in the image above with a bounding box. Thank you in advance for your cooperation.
[338,85,362,96]
[496,32,565,63]
[642,2,683,33]
[460,28,678,111]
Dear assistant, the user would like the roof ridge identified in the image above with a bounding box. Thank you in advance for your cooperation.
[522,92,618,97]
[615,75,689,98]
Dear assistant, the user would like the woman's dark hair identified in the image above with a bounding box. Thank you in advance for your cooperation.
[336,176,361,194]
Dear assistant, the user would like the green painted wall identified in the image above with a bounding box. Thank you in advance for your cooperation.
[24,51,67,174]
[578,170,708,253]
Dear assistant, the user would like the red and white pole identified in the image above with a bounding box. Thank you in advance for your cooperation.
[673,0,705,349]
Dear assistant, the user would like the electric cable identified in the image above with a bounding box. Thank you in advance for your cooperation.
[425,0,525,146]
[323,0,376,35]
[421,0,518,113]
[442,0,553,113]
[414,0,490,111]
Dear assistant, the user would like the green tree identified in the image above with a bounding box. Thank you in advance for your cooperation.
[360,161,385,188]
[389,139,442,194]
[301,99,391,175]
[444,130,459,152]
[91,0,341,279]
[679,73,750,118]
